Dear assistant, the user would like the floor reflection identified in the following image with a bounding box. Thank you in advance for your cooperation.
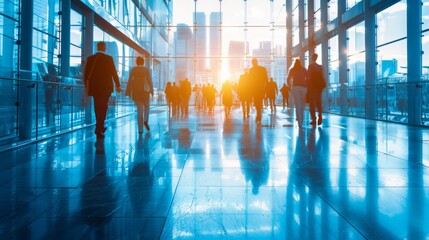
[0,107,428,239]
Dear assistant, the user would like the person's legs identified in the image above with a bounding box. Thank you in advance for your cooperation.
[93,94,110,135]
[315,90,323,124]
[308,89,316,125]
[298,88,307,124]
[282,95,286,109]
[143,95,151,131]
[254,97,263,123]
[135,100,144,133]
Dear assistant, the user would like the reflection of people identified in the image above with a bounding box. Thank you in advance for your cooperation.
[239,124,269,195]
[287,59,307,127]
[81,139,118,228]
[249,58,268,125]
[128,133,153,215]
[84,41,121,138]
[125,56,153,134]
[307,53,326,126]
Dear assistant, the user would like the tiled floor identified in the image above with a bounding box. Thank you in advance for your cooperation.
[1,106,428,239]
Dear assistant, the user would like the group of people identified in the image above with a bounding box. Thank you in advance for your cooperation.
[164,80,219,116]
[164,78,192,116]
[287,53,326,127]
[84,42,326,139]
[84,41,153,138]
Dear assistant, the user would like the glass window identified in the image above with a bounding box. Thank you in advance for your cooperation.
[376,0,407,123]
[70,9,83,78]
[423,0,429,80]
[328,0,338,22]
[347,0,362,10]
[376,1,407,46]
[347,21,365,86]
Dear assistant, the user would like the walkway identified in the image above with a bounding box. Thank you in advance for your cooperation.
[1,106,428,239]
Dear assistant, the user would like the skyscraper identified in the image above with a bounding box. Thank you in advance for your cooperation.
[228,41,248,81]
[175,24,194,81]
[252,41,272,76]
[209,12,221,84]
[194,12,207,74]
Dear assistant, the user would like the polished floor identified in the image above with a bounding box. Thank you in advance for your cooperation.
[0,106,428,239]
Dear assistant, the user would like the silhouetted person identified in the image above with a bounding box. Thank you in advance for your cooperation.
[307,53,326,126]
[280,83,291,110]
[237,70,252,119]
[84,41,121,138]
[125,56,153,134]
[220,80,234,118]
[164,82,173,113]
[171,82,180,115]
[287,59,307,127]
[180,78,192,116]
[266,77,278,113]
[249,58,268,125]
[207,84,217,113]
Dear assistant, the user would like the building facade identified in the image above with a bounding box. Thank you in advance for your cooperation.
[0,0,172,147]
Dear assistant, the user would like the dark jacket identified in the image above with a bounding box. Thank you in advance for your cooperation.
[84,52,120,96]
[307,62,326,90]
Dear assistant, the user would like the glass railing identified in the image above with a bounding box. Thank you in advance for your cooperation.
[325,79,429,126]
[0,72,168,151]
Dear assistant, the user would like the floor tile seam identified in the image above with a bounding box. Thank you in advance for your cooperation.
[307,184,370,240]
[160,153,190,233]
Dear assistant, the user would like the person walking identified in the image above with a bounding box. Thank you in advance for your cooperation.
[307,53,326,126]
[180,78,192,116]
[279,83,291,110]
[84,41,121,138]
[287,59,307,127]
[237,70,252,119]
[220,80,234,117]
[266,77,278,113]
[249,58,268,125]
[125,56,153,134]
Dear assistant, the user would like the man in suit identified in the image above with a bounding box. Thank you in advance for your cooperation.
[249,58,268,125]
[307,53,326,126]
[84,41,121,138]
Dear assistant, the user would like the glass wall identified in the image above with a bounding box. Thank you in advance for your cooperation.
[314,0,322,32]
[327,35,339,113]
[347,0,362,10]
[347,21,365,117]
[292,0,300,47]
[376,0,407,122]
[328,0,338,22]
[171,0,287,91]
[423,0,429,125]
[0,0,171,150]
[0,0,19,140]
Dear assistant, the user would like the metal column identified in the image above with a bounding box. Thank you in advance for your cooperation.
[83,11,94,125]
[60,0,71,77]
[338,0,348,114]
[407,0,422,125]
[364,0,377,119]
[19,0,34,141]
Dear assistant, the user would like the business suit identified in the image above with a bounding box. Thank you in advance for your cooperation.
[84,51,120,137]
[249,61,268,124]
